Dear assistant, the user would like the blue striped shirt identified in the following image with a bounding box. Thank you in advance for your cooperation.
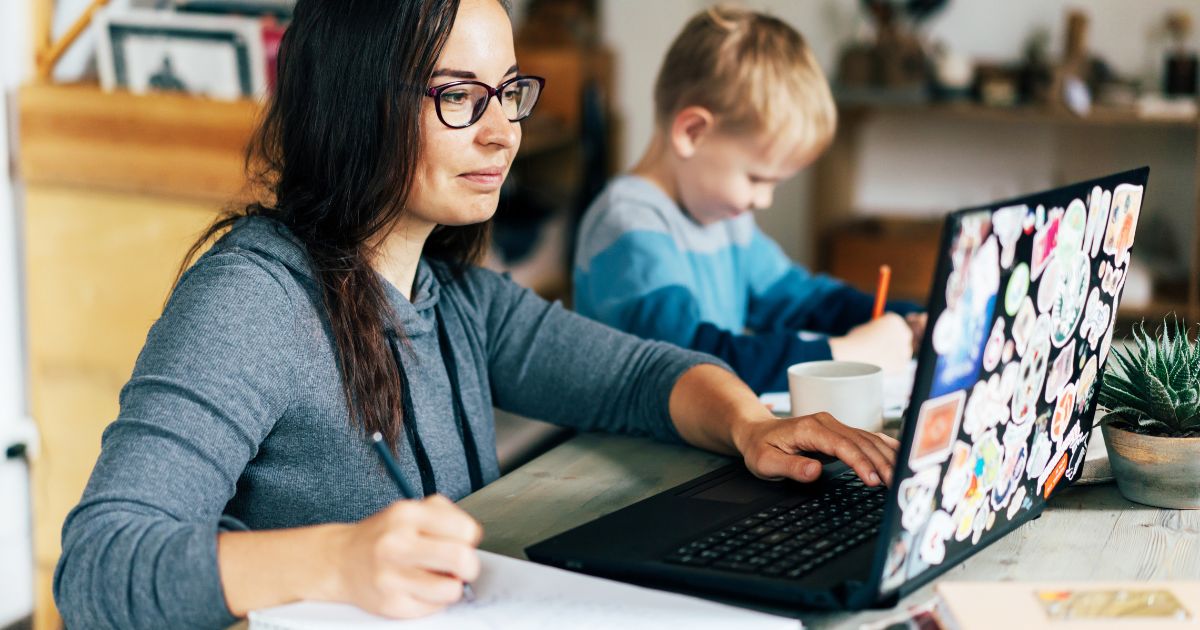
[573,175,916,392]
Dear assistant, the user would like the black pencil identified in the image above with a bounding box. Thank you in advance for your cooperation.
[370,431,476,602]
[371,431,419,499]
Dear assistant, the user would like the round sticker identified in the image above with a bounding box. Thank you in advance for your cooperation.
[1005,263,1030,316]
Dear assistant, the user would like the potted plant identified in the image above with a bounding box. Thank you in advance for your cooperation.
[1098,317,1200,509]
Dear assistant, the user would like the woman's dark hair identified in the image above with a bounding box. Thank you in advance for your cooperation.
[178,0,497,447]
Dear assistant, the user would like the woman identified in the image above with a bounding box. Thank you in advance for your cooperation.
[53,0,900,627]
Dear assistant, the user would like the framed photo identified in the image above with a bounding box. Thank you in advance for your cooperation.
[96,8,266,101]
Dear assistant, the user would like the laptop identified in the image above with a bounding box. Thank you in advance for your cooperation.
[526,167,1150,610]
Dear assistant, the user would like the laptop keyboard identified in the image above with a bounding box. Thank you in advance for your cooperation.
[663,471,887,580]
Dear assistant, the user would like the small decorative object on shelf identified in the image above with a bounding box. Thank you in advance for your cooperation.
[1098,317,1200,509]
[95,8,268,101]
[1164,10,1199,97]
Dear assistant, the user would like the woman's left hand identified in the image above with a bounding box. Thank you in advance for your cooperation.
[731,412,900,487]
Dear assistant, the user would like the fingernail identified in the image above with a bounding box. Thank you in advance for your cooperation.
[806,462,820,477]
[869,472,881,485]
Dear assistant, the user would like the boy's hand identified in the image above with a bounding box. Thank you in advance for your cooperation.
[732,413,899,486]
[828,313,913,373]
[905,312,927,355]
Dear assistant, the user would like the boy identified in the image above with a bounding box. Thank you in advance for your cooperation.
[573,5,924,393]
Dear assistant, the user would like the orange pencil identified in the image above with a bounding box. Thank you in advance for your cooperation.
[872,264,891,320]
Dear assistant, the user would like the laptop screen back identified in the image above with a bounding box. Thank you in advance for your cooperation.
[875,167,1149,597]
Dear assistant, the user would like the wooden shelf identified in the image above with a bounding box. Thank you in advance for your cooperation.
[19,82,260,202]
[813,98,1200,326]
[839,100,1200,129]
[18,82,577,203]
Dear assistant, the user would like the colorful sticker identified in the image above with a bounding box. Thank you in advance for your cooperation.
[940,440,973,512]
[993,205,1027,269]
[1037,257,1060,314]
[917,510,955,566]
[1080,288,1110,350]
[952,484,984,542]
[1045,340,1077,404]
[1032,208,1063,280]
[1026,414,1053,479]
[1103,184,1144,268]
[990,443,1027,510]
[910,390,967,469]
[1006,485,1027,520]
[963,376,1010,439]
[1085,185,1112,258]
[1067,439,1089,481]
[1011,315,1051,425]
[1100,261,1126,297]
[931,236,1000,396]
[881,531,911,592]
[1049,253,1089,347]
[971,429,1004,493]
[1050,382,1077,445]
[1041,451,1070,498]
[971,501,990,544]
[1099,306,1118,366]
[1003,412,1035,449]
[1005,263,1030,316]
[1075,356,1098,415]
[899,467,940,532]
[982,318,1006,373]
[1012,297,1036,356]
[1059,198,1088,254]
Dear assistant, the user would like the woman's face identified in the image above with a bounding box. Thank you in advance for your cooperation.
[407,0,521,229]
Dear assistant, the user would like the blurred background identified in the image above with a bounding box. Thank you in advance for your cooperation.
[5,1,1200,627]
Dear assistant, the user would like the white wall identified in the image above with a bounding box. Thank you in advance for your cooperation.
[600,0,1200,267]
[0,0,33,625]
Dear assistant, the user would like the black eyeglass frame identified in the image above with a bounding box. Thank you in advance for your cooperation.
[424,75,546,129]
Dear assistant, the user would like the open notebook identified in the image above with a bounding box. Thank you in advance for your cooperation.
[249,550,801,629]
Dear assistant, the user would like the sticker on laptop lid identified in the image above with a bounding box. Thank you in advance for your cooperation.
[1012,315,1051,425]
[909,390,966,470]
[1103,184,1144,268]
[1060,198,1088,254]
[1050,382,1077,445]
[1049,254,1089,347]
[1031,207,1062,280]
[1075,356,1098,415]
[993,205,1026,269]
[1004,264,1029,317]
[1080,288,1110,350]
[1045,340,1076,404]
[1086,185,1112,258]
[899,466,940,532]
[1011,297,1036,356]
[916,509,954,566]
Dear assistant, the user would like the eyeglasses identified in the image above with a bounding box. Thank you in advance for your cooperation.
[425,75,545,129]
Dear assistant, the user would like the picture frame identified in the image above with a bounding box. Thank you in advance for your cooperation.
[96,8,266,101]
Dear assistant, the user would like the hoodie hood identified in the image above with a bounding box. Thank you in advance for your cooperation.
[216,216,439,337]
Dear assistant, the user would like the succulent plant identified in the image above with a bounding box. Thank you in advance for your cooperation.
[1099,317,1200,438]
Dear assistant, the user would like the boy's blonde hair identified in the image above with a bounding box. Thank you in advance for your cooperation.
[654,5,836,155]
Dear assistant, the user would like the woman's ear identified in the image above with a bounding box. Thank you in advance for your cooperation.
[669,106,715,159]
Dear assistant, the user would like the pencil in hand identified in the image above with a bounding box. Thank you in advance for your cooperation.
[872,264,891,320]
[370,432,478,603]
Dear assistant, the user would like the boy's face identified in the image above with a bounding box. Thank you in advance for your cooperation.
[676,128,815,226]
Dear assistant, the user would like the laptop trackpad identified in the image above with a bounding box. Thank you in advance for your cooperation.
[682,472,787,504]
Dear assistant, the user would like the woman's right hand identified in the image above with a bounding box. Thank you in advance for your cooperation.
[327,494,483,618]
[828,313,913,374]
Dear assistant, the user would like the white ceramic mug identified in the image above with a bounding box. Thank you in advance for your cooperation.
[787,360,884,432]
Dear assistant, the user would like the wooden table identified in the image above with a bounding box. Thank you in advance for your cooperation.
[458,432,1200,629]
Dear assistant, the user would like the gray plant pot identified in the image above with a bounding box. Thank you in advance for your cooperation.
[1101,421,1200,509]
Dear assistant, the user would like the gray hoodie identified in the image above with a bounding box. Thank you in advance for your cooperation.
[53,216,721,629]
